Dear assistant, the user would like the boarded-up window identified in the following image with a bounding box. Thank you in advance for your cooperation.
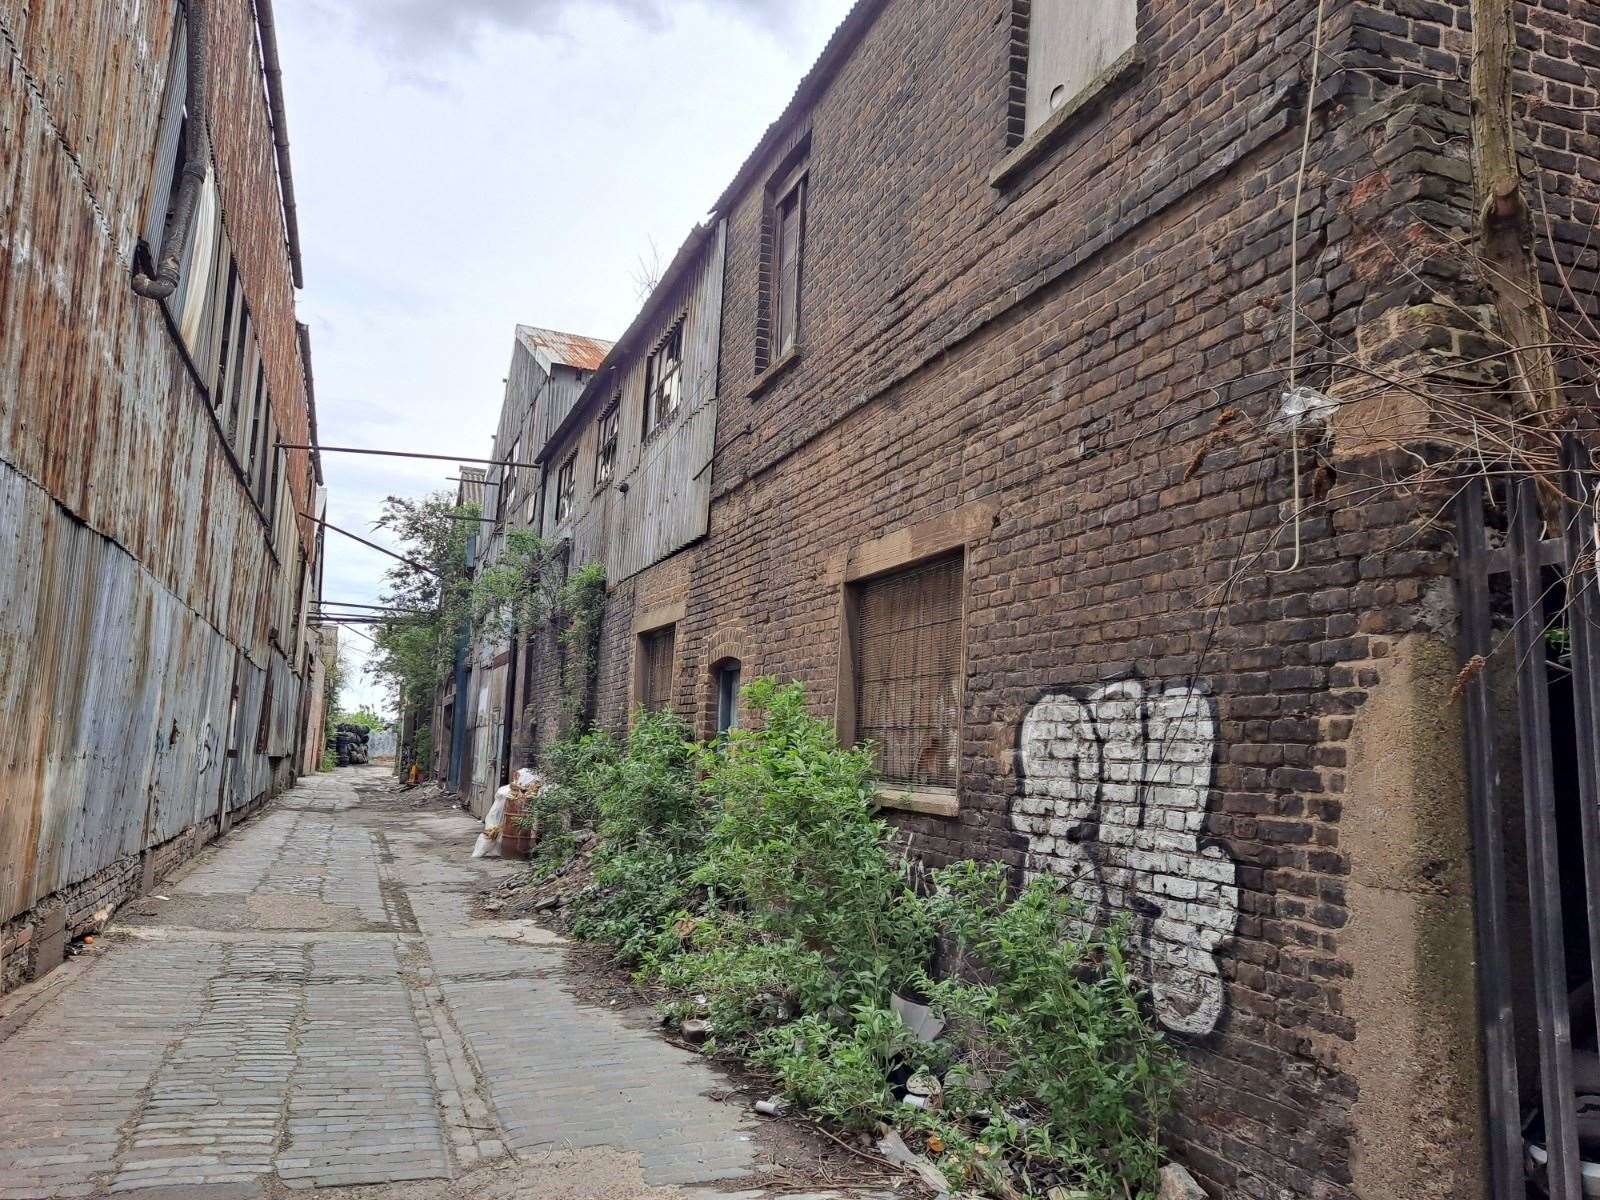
[852,554,964,792]
[774,173,807,358]
[758,145,809,372]
[1024,0,1136,137]
[638,626,677,714]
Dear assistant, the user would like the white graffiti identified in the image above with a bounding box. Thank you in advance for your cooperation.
[1011,680,1238,1036]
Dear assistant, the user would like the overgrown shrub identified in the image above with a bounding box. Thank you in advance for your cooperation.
[536,679,1180,1199]
[564,709,708,960]
[917,861,1184,1195]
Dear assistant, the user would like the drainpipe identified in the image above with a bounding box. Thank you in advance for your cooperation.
[132,0,210,300]
[253,0,304,289]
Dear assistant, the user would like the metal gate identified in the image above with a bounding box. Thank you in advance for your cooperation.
[1456,437,1600,1200]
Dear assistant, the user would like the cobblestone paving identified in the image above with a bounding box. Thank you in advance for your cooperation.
[0,770,766,1198]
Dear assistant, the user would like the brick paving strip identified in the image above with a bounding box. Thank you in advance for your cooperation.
[0,769,823,1200]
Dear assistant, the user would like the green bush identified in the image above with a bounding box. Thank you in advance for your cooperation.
[918,861,1184,1196]
[693,678,930,1002]
[536,679,1180,1200]
[564,709,709,960]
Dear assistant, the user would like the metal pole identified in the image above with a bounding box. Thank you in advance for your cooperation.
[1510,474,1582,1200]
[278,444,540,470]
[1560,435,1600,1058]
[299,513,441,579]
[1455,478,1525,1200]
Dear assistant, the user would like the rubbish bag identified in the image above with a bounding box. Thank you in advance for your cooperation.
[472,786,511,859]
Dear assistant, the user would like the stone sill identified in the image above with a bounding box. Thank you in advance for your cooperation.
[990,47,1144,191]
[877,789,960,819]
[748,345,803,398]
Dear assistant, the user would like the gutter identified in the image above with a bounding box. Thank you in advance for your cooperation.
[253,0,305,289]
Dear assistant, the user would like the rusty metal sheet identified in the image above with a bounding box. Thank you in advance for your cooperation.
[516,326,614,373]
[0,0,320,926]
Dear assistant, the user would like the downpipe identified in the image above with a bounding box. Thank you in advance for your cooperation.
[132,0,210,300]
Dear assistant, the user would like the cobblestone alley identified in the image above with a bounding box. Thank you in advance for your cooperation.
[0,769,806,1200]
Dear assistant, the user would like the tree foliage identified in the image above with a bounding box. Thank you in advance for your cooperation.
[368,494,480,716]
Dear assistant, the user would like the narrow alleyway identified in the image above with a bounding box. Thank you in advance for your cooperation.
[0,770,791,1199]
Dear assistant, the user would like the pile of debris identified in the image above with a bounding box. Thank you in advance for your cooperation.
[333,723,371,766]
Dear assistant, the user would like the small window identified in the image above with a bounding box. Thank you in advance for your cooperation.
[553,455,576,524]
[715,661,742,735]
[523,487,538,529]
[849,554,964,794]
[502,437,522,520]
[643,319,684,437]
[758,145,809,372]
[637,626,677,714]
[1019,0,1136,140]
[595,405,620,486]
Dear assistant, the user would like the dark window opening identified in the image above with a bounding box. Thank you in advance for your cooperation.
[715,661,742,735]
[596,405,620,486]
[554,455,577,524]
[643,319,685,438]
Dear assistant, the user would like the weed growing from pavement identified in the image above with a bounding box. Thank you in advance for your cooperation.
[538,679,1182,1200]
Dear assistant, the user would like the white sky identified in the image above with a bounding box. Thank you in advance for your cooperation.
[277,0,856,714]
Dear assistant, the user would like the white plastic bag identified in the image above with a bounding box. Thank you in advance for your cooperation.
[472,786,511,859]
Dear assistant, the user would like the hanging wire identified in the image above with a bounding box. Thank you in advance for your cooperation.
[1271,0,1331,575]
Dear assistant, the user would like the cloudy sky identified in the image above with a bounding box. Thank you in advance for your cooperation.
[277,0,855,712]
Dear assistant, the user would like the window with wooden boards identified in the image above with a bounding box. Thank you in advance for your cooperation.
[1016,0,1137,140]
[849,554,964,797]
[637,626,677,714]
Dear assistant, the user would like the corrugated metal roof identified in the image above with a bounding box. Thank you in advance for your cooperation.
[457,467,487,510]
[515,326,615,372]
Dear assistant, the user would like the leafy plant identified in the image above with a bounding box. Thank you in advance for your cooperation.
[368,494,480,715]
[533,679,1181,1199]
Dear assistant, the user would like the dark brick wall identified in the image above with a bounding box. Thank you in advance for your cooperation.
[509,1,1598,1195]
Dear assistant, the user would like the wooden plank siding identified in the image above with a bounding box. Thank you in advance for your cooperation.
[604,221,727,584]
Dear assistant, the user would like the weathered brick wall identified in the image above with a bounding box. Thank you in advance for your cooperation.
[512,1,1597,1194]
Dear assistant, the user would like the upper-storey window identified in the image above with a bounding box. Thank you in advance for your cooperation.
[643,318,684,437]
[1019,0,1137,139]
[553,454,577,525]
[501,436,522,523]
[757,140,810,374]
[595,404,620,487]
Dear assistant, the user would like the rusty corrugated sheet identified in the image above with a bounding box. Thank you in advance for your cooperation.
[516,326,614,373]
[0,0,318,926]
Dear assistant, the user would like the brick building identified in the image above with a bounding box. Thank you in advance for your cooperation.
[467,1,1600,1195]
[0,0,325,989]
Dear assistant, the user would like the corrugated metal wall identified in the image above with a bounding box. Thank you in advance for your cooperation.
[606,221,726,583]
[0,467,301,921]
[0,0,314,926]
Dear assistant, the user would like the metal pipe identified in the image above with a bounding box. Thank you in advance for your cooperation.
[299,512,441,578]
[1454,478,1523,1200]
[278,444,541,469]
[253,0,304,288]
[133,0,210,300]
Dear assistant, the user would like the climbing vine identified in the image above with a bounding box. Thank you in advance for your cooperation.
[472,532,608,732]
